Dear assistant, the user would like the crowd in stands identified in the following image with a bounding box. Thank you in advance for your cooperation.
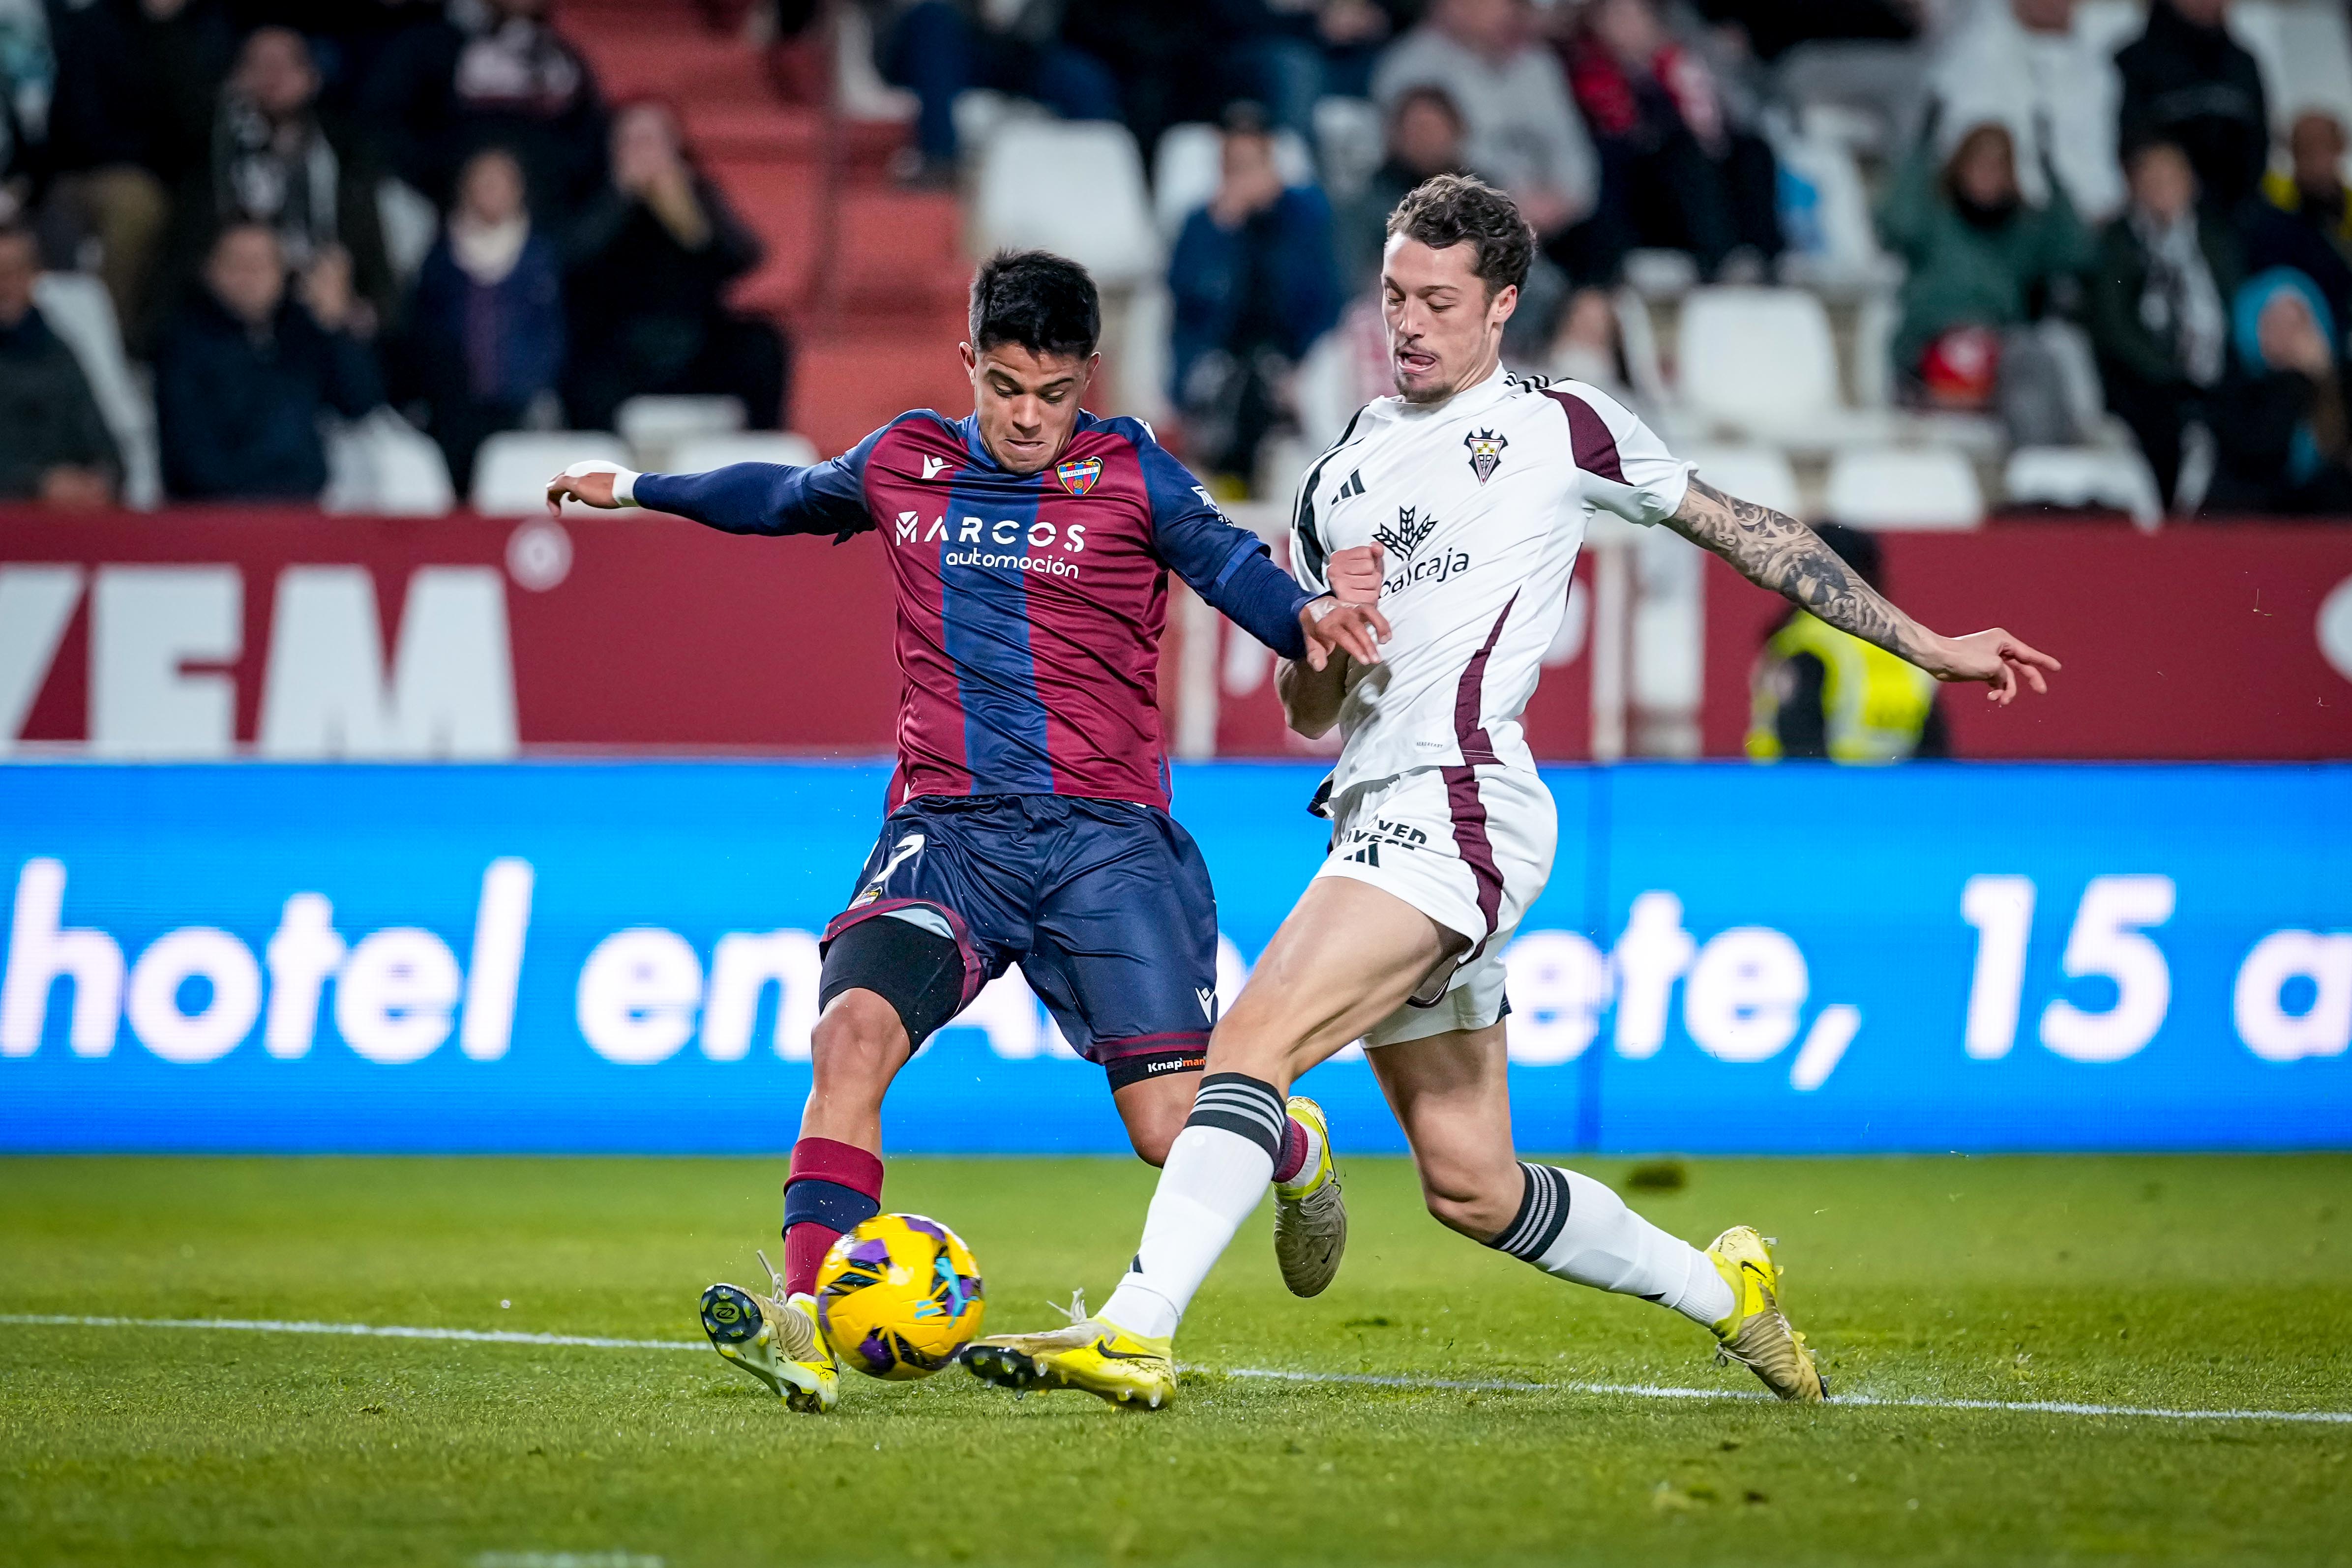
[0,0,787,508]
[8,0,2352,522]
[837,0,2352,519]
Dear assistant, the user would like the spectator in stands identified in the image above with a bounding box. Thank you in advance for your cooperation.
[2087,140,2237,506]
[1928,0,2125,226]
[363,0,608,225]
[1747,523,1948,763]
[2245,110,2352,341]
[191,27,398,336]
[1169,103,1341,486]
[1546,286,1647,411]
[1372,0,1606,281]
[1877,120,2093,440]
[1336,85,1469,293]
[563,101,789,435]
[1562,0,1781,283]
[866,1,1123,184]
[2206,267,2352,515]
[2117,0,2268,218]
[0,223,119,506]
[43,0,235,346]
[1214,0,1410,139]
[402,147,564,498]
[0,0,42,228]
[154,221,385,500]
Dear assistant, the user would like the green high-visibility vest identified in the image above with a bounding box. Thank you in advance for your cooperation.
[1746,612,1936,763]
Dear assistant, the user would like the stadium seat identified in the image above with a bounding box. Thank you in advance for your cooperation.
[1681,445,1804,519]
[1768,116,1899,293]
[2004,445,2164,528]
[323,410,456,516]
[665,432,822,473]
[972,121,1161,288]
[619,395,746,471]
[1150,121,1315,238]
[32,272,160,509]
[474,431,632,515]
[2231,1,2352,132]
[1673,286,1886,448]
[1823,446,1986,531]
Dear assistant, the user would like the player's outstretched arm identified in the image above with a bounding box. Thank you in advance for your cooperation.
[1665,477,2061,706]
[544,453,873,539]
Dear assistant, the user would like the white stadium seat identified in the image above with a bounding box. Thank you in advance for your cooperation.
[2073,0,2146,63]
[972,121,1161,288]
[324,410,455,516]
[664,432,822,473]
[2004,445,2164,527]
[1674,286,1883,447]
[618,395,746,471]
[474,431,632,515]
[2230,1,2352,131]
[1823,446,1985,532]
[1682,445,1804,519]
[32,271,161,509]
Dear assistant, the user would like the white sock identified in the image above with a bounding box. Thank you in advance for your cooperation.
[1491,1163,1735,1328]
[1097,1074,1285,1340]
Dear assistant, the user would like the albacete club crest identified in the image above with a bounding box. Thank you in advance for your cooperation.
[1463,428,1508,485]
[1372,505,1438,560]
[1055,456,1103,496]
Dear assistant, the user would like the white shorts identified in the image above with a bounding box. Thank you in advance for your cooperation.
[1311,764,1557,1048]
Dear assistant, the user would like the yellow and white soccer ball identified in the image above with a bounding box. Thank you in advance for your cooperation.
[814,1213,986,1380]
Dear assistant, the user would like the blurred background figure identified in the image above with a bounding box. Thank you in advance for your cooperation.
[1879,119,2092,444]
[364,0,608,228]
[192,25,396,337]
[1374,0,1603,282]
[864,0,1123,185]
[2207,267,2352,517]
[1217,0,1404,140]
[0,221,118,507]
[42,0,234,347]
[2088,139,2235,508]
[1747,522,1947,763]
[1693,0,1935,155]
[2117,0,2267,218]
[1169,103,1340,488]
[154,221,383,500]
[1927,0,2124,225]
[563,100,787,434]
[1562,0,1781,284]
[401,145,563,497]
[2246,109,2352,338]
[1337,84,1467,294]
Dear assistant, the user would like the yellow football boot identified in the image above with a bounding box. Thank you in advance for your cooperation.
[1273,1095,1346,1297]
[699,1250,840,1412]
[960,1294,1177,1410]
[1705,1226,1826,1403]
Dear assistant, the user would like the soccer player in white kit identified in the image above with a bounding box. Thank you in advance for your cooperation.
[964,175,2060,1409]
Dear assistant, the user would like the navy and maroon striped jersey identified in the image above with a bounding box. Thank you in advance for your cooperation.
[634,409,1317,812]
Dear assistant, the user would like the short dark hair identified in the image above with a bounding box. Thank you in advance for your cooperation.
[969,249,1100,361]
[1385,174,1534,296]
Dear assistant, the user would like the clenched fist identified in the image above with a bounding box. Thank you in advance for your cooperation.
[1326,543,1385,605]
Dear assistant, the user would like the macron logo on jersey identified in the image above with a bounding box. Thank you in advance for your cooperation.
[921,455,950,480]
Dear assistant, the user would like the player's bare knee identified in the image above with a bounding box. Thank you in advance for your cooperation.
[808,993,906,1095]
[1419,1167,1519,1240]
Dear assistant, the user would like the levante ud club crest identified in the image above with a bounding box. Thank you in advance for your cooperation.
[1464,428,1507,484]
[1055,456,1103,496]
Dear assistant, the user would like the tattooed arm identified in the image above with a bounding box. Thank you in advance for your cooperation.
[1665,477,2061,705]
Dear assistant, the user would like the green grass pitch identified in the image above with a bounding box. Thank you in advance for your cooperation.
[2,1153,2348,1567]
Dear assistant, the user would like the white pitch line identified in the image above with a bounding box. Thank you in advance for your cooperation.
[5,1314,2348,1427]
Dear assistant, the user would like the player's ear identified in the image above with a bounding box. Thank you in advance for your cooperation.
[958,341,979,374]
[1083,351,1101,393]
[1489,282,1518,328]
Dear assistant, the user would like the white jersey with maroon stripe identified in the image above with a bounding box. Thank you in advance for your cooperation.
[1290,361,1692,797]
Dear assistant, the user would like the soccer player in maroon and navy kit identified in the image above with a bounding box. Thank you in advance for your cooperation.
[547,250,1389,1411]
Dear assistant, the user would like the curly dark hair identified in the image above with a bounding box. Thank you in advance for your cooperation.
[968,249,1101,361]
[1385,174,1535,296]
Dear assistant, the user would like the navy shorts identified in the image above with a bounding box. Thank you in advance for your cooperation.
[822,794,1219,1086]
